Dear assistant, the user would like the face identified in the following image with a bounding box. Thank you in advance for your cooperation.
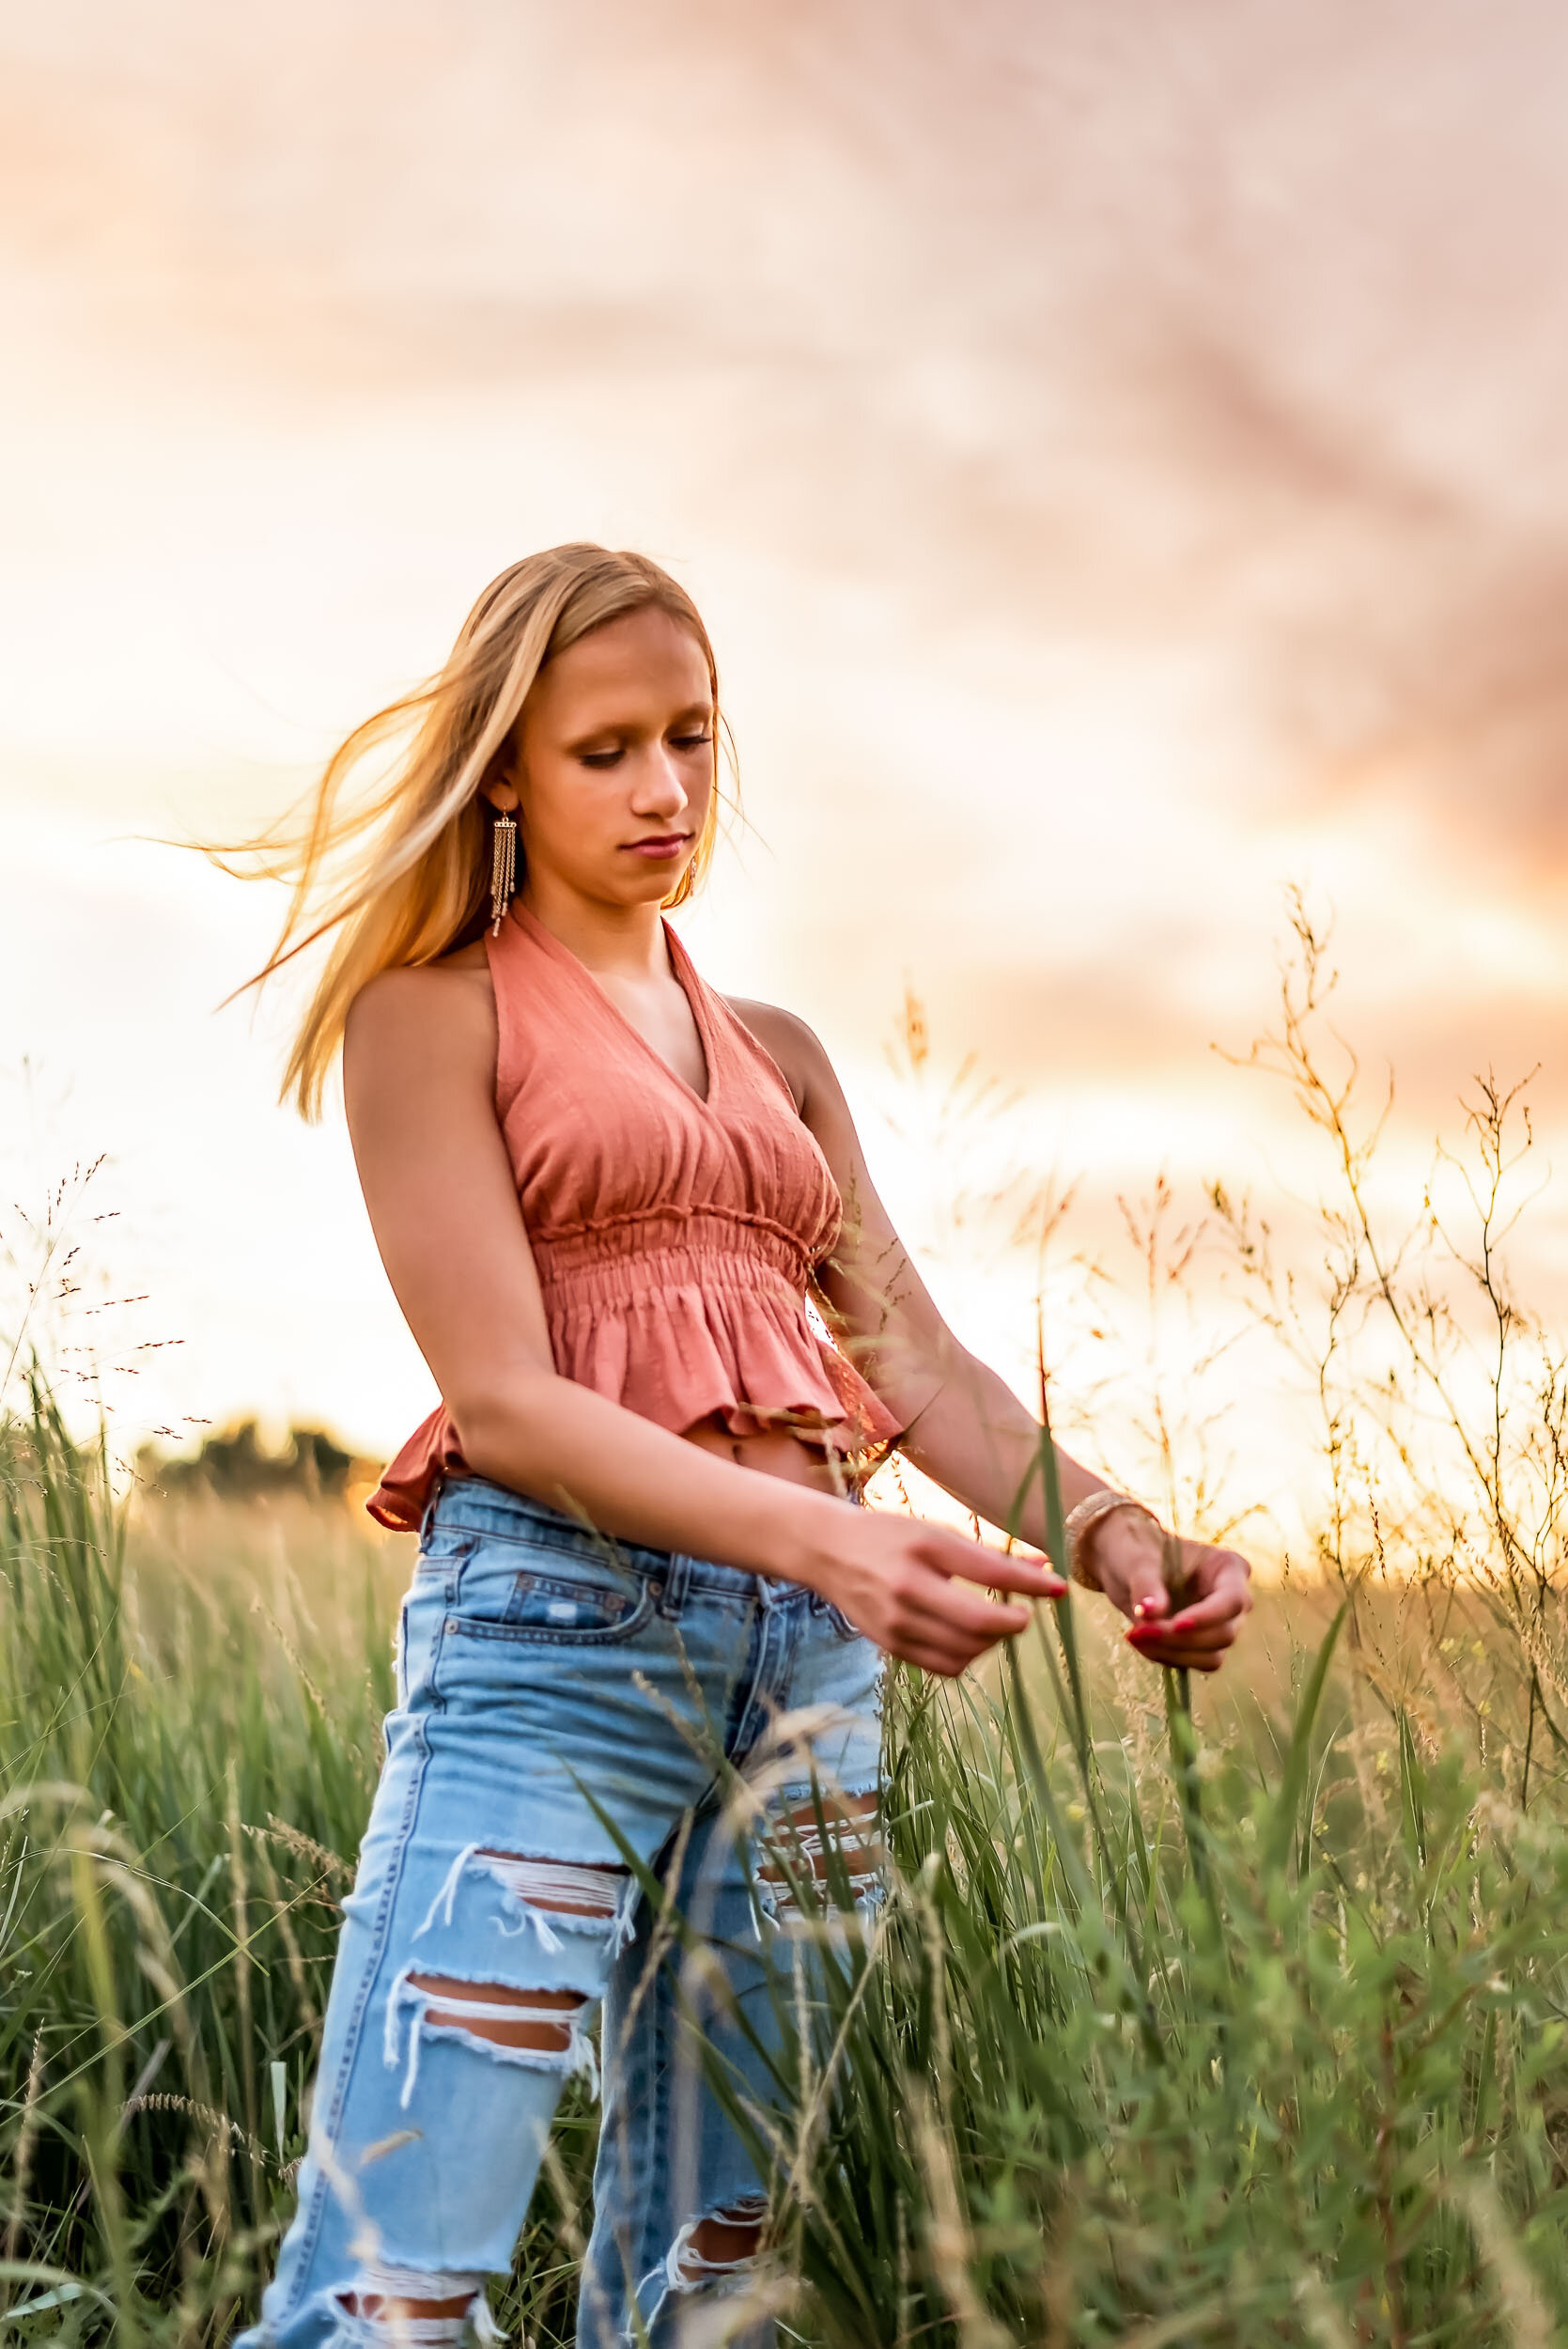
[494,604,715,910]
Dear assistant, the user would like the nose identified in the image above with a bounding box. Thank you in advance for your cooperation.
[629,744,690,820]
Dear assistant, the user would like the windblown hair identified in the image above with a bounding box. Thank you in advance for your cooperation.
[220,544,729,1120]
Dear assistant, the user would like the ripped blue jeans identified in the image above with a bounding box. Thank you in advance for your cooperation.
[240,1474,884,2349]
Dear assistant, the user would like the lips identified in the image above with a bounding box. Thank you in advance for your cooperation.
[622,833,691,858]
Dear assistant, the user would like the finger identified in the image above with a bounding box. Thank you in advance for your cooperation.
[1129,1612,1237,1651]
[906,1579,1032,1641]
[1119,1558,1171,1621]
[895,1574,1042,1663]
[1127,1636,1226,1672]
[924,1534,1066,1599]
[984,1559,1069,1599]
[1126,1635,1239,1672]
[894,1634,991,1678]
[1127,1626,1235,1662]
[1131,1605,1239,1642]
[1162,1586,1250,1635]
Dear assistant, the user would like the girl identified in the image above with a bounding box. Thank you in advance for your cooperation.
[236,544,1250,2347]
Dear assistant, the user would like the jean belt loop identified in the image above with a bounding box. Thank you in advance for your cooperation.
[417,1474,446,1548]
[656,1550,692,1621]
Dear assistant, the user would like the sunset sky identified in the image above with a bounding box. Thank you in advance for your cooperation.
[6,1,1568,1541]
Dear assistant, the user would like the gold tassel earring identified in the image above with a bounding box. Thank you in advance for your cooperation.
[489,784,519,934]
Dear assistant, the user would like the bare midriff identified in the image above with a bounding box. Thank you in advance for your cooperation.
[679,1418,863,1501]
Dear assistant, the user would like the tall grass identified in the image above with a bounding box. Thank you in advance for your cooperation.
[4,912,1568,2342]
[0,1392,599,2343]
[765,1598,1568,2345]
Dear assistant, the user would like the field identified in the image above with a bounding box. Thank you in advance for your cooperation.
[6,924,1568,2344]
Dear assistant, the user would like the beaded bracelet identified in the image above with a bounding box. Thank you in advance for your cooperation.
[1063,1489,1162,1591]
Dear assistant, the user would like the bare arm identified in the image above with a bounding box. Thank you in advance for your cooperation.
[341,964,1065,1677]
[733,1000,1252,1672]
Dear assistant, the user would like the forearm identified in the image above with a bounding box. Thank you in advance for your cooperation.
[894,1347,1114,1555]
[456,1372,850,1588]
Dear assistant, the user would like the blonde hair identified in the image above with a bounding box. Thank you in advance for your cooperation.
[220,545,730,1120]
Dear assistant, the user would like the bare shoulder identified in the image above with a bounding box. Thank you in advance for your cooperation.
[724,996,839,1115]
[344,951,497,1097]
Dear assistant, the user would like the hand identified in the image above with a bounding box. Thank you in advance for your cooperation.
[804,1513,1067,1678]
[1085,1509,1251,1673]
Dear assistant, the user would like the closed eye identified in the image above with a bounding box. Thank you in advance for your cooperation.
[577,729,709,770]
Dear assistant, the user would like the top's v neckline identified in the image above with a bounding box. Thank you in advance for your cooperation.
[509,902,717,1110]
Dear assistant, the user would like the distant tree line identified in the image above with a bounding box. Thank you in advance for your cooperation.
[137,1420,376,1501]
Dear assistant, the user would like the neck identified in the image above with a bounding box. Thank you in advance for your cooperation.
[519,875,670,978]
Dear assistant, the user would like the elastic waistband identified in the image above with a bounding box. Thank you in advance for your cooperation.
[531,1208,814,1299]
[422,1470,862,1598]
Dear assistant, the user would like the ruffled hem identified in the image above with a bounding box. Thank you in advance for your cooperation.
[369,1406,468,1532]
[547,1278,896,1443]
[365,1289,900,1535]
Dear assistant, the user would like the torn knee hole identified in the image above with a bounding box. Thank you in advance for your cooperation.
[406,1974,584,2053]
[680,2214,765,2275]
[759,1793,882,1886]
[336,2288,472,2320]
[472,1851,625,1918]
[334,2264,490,2344]
[386,1961,603,2105]
[670,2199,770,2287]
[416,1846,632,1957]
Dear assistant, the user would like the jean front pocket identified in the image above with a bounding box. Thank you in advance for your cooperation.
[498,1565,650,1639]
[440,1539,657,1652]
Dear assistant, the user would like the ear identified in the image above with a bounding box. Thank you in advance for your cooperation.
[480,771,520,813]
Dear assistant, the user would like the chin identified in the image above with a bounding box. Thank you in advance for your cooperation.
[586,861,692,910]
[631,862,695,905]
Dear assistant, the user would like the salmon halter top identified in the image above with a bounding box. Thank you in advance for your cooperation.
[365,902,903,1532]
